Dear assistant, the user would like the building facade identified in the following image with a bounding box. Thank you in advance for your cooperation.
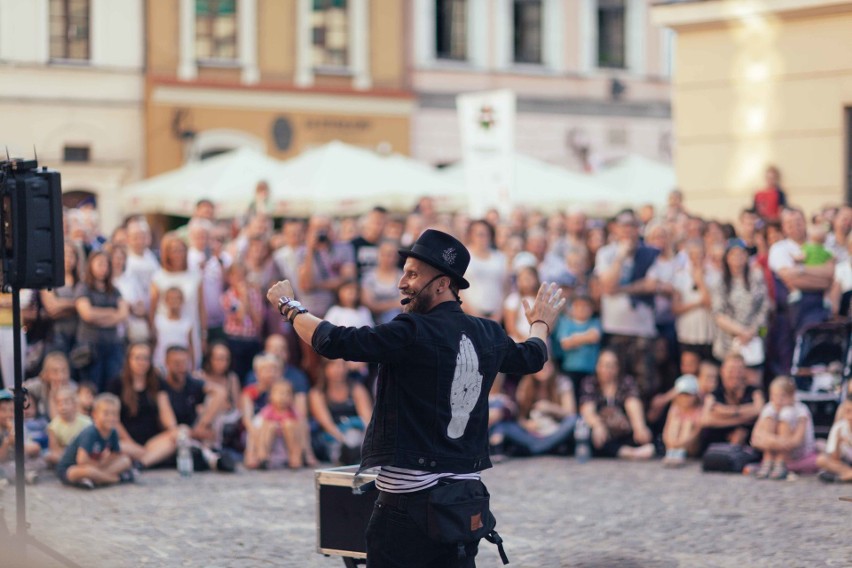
[410,0,674,170]
[145,0,413,178]
[654,0,852,218]
[0,0,145,230]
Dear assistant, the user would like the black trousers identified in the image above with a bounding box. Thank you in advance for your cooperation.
[366,490,480,568]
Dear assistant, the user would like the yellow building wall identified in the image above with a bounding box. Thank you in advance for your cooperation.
[258,0,296,80]
[671,10,852,218]
[146,102,410,176]
[147,0,180,75]
[370,0,405,89]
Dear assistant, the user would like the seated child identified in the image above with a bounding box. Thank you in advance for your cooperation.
[244,380,303,470]
[750,376,818,480]
[816,399,852,483]
[46,385,92,467]
[77,381,96,418]
[0,389,43,485]
[662,375,703,466]
[56,393,133,489]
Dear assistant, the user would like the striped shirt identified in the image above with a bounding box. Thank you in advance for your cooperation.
[376,466,481,494]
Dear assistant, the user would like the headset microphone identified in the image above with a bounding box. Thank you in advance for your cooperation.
[400,274,444,306]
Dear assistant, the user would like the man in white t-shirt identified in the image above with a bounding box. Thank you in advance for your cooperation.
[767,208,833,375]
[594,211,662,400]
[124,218,160,314]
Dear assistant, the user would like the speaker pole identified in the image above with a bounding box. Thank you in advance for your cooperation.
[11,285,28,555]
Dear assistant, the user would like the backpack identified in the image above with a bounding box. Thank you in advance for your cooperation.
[702,443,760,473]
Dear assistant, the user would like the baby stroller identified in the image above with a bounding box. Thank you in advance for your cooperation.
[790,320,851,436]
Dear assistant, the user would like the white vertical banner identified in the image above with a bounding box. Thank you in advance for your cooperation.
[456,89,516,218]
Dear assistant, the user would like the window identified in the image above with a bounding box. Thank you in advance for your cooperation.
[49,0,90,61]
[597,0,626,69]
[312,0,349,68]
[63,145,90,162]
[513,0,542,64]
[435,0,467,61]
[196,0,238,61]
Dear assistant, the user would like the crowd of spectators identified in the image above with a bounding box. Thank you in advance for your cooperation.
[1,164,851,489]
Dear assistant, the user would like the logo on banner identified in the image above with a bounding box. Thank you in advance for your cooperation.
[477,105,496,131]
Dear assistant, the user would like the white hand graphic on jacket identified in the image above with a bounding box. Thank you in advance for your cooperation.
[447,333,483,439]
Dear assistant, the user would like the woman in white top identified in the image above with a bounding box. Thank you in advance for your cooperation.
[503,265,540,342]
[461,220,508,322]
[150,233,206,369]
[672,239,718,361]
[361,240,404,325]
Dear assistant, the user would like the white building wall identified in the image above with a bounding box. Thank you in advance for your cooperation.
[0,0,144,231]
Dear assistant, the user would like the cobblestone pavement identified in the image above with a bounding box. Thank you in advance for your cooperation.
[2,457,850,568]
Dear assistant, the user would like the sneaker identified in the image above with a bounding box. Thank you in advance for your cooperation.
[754,460,773,479]
[818,470,839,483]
[77,478,95,490]
[24,471,38,485]
[216,452,236,473]
[119,469,138,484]
[769,461,788,481]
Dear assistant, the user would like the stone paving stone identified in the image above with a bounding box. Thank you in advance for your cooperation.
[2,458,851,567]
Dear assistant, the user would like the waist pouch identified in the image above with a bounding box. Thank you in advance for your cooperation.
[410,479,509,564]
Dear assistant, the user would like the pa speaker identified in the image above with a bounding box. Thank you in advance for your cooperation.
[1,162,64,289]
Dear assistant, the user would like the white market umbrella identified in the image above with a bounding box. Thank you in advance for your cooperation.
[441,154,614,215]
[593,154,677,209]
[272,141,464,216]
[121,147,284,218]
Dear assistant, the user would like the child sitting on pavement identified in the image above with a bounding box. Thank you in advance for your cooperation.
[56,393,133,489]
[816,399,852,483]
[244,380,303,470]
[0,389,42,485]
[77,381,96,418]
[750,376,818,480]
[662,375,703,467]
[46,385,92,467]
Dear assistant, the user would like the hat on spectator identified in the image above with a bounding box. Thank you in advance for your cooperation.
[511,251,538,273]
[674,374,699,396]
[726,238,748,252]
[0,389,12,401]
[615,210,639,226]
[399,229,471,289]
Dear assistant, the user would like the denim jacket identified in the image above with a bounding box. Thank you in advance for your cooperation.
[312,301,547,474]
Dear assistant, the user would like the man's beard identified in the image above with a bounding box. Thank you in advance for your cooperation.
[402,287,434,314]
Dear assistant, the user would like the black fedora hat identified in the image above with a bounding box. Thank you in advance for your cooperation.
[399,229,470,289]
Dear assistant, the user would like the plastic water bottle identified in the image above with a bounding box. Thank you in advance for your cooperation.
[177,429,193,477]
[574,419,591,464]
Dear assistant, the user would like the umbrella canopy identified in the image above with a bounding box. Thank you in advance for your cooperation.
[121,147,283,219]
[441,154,615,215]
[593,154,677,208]
[272,141,464,216]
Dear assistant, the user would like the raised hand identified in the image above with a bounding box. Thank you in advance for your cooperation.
[447,334,483,440]
[523,282,567,332]
[267,280,295,307]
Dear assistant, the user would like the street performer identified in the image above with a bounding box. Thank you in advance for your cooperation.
[266,229,565,567]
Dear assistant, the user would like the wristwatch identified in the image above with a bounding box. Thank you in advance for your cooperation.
[278,296,309,323]
[277,296,294,316]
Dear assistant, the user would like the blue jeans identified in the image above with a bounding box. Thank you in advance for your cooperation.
[366,492,479,567]
[494,415,577,456]
[83,340,125,392]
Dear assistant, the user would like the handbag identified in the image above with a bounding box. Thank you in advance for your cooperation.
[702,443,760,473]
[69,343,94,370]
[732,336,764,366]
[410,479,509,564]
